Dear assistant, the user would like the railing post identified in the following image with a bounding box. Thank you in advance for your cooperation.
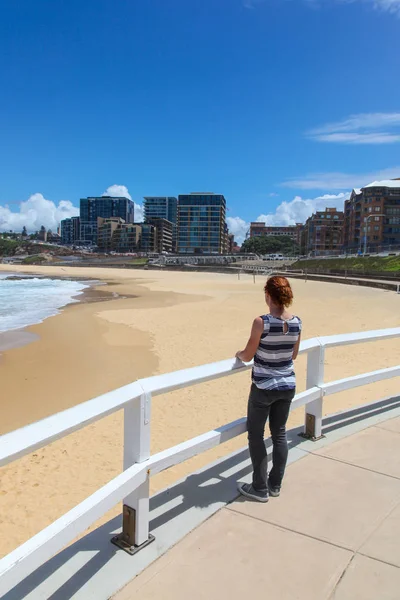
[111,390,155,555]
[303,341,325,440]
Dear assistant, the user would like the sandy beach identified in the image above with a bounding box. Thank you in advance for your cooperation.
[0,264,399,558]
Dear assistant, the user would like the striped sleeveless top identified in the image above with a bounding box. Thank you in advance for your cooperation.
[252,314,302,391]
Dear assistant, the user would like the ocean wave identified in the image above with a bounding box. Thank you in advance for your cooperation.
[0,277,89,333]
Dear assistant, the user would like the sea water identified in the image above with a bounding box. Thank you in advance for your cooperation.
[0,274,88,333]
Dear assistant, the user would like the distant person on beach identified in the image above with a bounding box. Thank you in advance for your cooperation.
[235,276,301,502]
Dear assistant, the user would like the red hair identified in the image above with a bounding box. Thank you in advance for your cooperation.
[264,276,293,308]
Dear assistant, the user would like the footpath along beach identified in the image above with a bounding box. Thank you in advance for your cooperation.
[0,264,399,558]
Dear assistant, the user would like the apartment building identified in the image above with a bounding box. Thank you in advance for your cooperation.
[344,179,400,252]
[80,196,134,245]
[249,223,303,245]
[177,193,227,254]
[61,216,80,245]
[146,218,173,254]
[97,218,141,253]
[301,207,344,255]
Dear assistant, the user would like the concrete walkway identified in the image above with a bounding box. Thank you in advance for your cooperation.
[115,416,400,600]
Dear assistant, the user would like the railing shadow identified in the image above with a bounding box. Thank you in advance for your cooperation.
[3,395,399,600]
[148,426,306,532]
[322,395,400,435]
[2,437,275,600]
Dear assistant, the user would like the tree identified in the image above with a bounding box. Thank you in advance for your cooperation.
[22,226,28,237]
[241,235,299,256]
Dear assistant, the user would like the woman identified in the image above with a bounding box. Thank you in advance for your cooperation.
[235,276,301,502]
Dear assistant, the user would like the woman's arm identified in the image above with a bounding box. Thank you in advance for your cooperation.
[292,333,302,360]
[235,317,264,362]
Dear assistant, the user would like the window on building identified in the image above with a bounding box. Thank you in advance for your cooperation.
[374,216,380,222]
[375,206,381,212]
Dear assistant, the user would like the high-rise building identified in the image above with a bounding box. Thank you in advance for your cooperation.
[79,196,134,245]
[140,223,157,253]
[222,222,229,254]
[147,218,173,254]
[343,179,400,252]
[302,207,344,256]
[61,216,80,245]
[143,197,177,224]
[177,192,227,254]
[143,197,177,251]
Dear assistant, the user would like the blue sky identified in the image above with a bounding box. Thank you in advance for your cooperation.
[0,0,399,241]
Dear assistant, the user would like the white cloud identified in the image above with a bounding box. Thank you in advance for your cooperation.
[102,184,132,200]
[226,216,249,245]
[362,0,400,14]
[306,0,400,15]
[102,184,143,223]
[0,193,79,233]
[315,132,400,144]
[227,192,348,245]
[246,0,400,14]
[256,193,348,227]
[310,113,400,135]
[308,112,400,144]
[268,192,279,197]
[281,166,400,190]
[134,204,144,223]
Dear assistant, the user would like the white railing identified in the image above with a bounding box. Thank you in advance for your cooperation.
[0,327,400,595]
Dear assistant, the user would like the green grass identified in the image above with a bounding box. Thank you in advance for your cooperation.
[293,255,400,274]
[22,254,47,265]
[126,258,148,265]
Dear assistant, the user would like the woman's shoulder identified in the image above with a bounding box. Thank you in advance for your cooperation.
[291,315,302,330]
[257,314,271,330]
[259,313,271,322]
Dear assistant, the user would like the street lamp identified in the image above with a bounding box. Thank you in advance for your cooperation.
[363,214,384,255]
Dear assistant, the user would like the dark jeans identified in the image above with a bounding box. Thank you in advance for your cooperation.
[247,383,295,493]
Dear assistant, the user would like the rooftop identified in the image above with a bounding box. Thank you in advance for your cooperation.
[363,179,400,189]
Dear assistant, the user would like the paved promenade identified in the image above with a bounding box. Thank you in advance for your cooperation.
[115,415,400,600]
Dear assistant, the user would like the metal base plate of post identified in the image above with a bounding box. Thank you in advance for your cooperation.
[111,504,155,556]
[298,413,325,442]
[111,533,155,556]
